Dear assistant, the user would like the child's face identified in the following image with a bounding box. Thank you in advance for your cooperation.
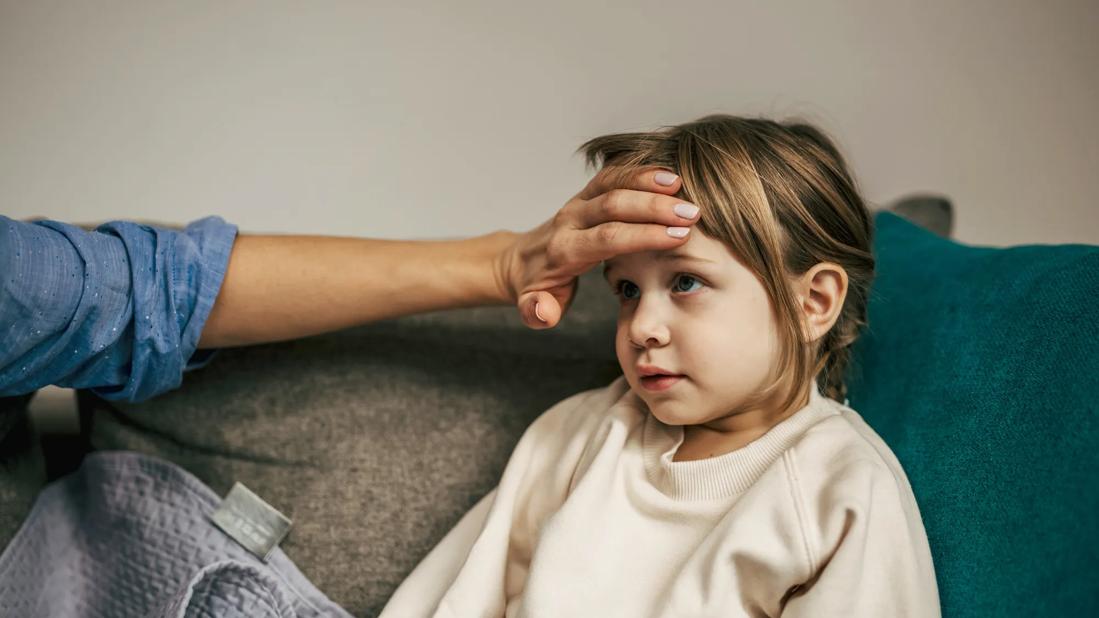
[603,231,783,427]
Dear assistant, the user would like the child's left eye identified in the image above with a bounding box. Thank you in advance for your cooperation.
[674,275,704,293]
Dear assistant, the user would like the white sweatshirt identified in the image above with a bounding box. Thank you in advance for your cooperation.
[381,377,940,617]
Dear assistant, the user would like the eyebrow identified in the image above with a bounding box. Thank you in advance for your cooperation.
[602,253,717,281]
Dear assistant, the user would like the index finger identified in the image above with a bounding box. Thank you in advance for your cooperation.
[577,166,682,201]
[573,189,700,230]
[569,222,693,264]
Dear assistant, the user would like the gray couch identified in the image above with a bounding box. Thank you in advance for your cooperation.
[0,198,951,617]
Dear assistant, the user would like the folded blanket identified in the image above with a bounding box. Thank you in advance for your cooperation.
[0,451,351,617]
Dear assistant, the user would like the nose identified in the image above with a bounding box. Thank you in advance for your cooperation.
[627,297,671,349]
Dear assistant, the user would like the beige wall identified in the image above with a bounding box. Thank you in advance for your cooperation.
[1,0,1096,247]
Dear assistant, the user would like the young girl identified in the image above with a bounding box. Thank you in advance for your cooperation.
[381,115,940,617]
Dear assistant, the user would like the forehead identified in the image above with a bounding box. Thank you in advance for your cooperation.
[603,232,731,277]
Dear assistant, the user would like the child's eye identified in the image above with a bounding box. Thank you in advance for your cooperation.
[674,274,704,293]
[613,276,703,301]
[616,281,640,300]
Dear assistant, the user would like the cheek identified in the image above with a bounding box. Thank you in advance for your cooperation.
[615,326,635,366]
[684,304,776,380]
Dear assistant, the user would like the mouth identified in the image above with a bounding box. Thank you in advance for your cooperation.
[636,364,686,392]
[639,374,685,392]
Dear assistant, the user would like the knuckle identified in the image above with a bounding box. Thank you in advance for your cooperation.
[552,206,571,228]
[545,234,569,266]
[596,223,621,245]
[603,190,626,217]
[584,170,609,197]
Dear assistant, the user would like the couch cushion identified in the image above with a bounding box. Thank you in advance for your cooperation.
[87,270,622,617]
[847,212,1099,617]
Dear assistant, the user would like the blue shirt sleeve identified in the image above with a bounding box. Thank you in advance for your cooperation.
[0,215,238,402]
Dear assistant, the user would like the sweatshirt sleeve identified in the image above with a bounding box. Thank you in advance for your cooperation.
[0,215,237,402]
[781,459,941,617]
[379,383,620,618]
[379,488,496,617]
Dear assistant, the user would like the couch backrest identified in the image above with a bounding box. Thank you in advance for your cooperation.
[89,209,1099,616]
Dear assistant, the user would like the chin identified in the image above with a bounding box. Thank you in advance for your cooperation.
[643,399,698,427]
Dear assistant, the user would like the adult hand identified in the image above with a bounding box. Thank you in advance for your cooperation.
[497,167,700,329]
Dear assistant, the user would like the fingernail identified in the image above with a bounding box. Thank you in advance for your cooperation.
[534,302,547,323]
[673,203,699,219]
[654,171,678,186]
[667,227,690,238]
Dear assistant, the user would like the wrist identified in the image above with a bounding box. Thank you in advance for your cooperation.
[481,229,521,305]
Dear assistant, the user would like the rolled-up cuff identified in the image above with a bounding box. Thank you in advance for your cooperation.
[91,216,238,402]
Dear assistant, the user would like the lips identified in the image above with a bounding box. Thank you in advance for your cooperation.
[636,364,685,392]
[639,374,684,392]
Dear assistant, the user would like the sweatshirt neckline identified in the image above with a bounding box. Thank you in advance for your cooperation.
[639,383,839,501]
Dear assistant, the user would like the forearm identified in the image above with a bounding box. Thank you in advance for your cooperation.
[197,230,518,349]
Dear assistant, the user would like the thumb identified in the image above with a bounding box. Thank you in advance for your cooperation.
[518,290,562,330]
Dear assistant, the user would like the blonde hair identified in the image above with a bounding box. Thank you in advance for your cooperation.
[581,115,874,410]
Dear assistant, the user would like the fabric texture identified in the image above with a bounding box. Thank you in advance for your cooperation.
[0,215,237,402]
[88,270,624,616]
[847,212,1099,617]
[0,394,46,558]
[382,377,939,617]
[0,450,351,618]
[0,214,237,554]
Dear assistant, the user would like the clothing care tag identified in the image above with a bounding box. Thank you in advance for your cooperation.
[210,482,293,562]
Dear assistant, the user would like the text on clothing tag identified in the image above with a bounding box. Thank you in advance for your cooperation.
[210,482,293,562]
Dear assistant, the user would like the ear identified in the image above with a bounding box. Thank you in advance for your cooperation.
[794,262,848,344]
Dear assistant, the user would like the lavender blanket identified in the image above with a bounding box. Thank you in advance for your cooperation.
[0,451,352,617]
